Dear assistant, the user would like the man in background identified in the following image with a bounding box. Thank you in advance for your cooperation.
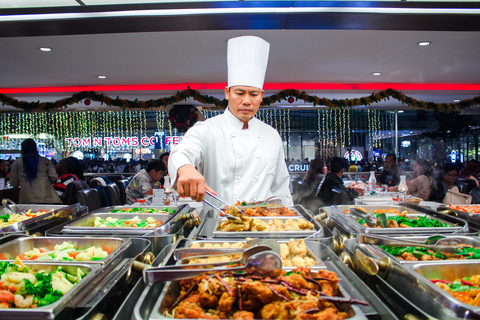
[317,156,360,206]
[378,153,400,187]
[126,159,166,204]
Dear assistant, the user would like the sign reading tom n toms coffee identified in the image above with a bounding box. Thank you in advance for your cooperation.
[287,162,309,173]
[65,135,183,148]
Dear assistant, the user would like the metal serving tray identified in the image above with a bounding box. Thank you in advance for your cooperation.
[386,260,480,319]
[61,212,173,235]
[358,235,480,265]
[0,236,130,266]
[0,261,101,320]
[46,204,193,256]
[177,238,326,269]
[438,204,480,230]
[91,205,180,214]
[0,203,83,235]
[330,204,468,235]
[342,238,449,319]
[135,243,391,320]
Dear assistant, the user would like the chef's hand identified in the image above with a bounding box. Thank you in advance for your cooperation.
[176,165,216,202]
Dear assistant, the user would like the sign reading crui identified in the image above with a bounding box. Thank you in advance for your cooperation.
[287,162,309,173]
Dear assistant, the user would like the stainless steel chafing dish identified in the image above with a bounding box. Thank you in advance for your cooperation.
[342,237,480,319]
[0,203,84,236]
[197,204,330,240]
[131,241,397,320]
[0,236,130,266]
[330,204,468,235]
[437,204,480,230]
[61,212,174,235]
[358,234,480,265]
[0,261,101,320]
[46,204,195,256]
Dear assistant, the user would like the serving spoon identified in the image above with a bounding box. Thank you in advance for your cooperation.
[144,247,282,283]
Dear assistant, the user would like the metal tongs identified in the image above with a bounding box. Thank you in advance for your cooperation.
[203,190,242,221]
[349,207,385,227]
[358,234,462,254]
[1,199,23,216]
[143,246,282,283]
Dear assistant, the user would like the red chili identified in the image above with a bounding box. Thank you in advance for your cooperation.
[461,279,475,286]
[430,279,453,284]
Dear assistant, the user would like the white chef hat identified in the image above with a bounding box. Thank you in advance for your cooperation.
[227,36,270,89]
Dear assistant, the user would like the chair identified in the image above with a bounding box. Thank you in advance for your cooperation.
[106,183,122,206]
[457,178,477,195]
[63,180,90,205]
[331,188,354,205]
[77,188,102,212]
[470,187,480,204]
[116,179,129,205]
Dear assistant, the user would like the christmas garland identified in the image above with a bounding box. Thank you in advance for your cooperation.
[0,88,479,113]
[167,105,199,132]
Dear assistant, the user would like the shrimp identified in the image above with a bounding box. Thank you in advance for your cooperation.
[0,291,14,305]
[14,294,34,308]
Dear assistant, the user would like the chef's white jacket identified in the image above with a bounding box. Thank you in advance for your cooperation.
[169,108,293,206]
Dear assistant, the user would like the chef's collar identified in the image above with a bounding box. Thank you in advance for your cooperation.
[224,108,256,130]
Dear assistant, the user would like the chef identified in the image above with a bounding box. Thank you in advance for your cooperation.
[169,35,293,206]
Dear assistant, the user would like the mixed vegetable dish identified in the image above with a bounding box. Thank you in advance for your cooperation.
[110,207,176,214]
[4,241,111,262]
[0,259,86,308]
[93,216,163,228]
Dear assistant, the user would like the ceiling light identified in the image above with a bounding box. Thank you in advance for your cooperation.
[97,75,107,79]
[397,110,404,113]
[372,72,382,76]
[453,99,460,103]
[417,41,431,46]
[39,47,52,52]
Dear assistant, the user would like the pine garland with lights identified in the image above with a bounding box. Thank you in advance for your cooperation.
[0,88,479,113]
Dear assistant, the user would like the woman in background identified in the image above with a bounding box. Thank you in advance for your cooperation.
[429,163,460,203]
[407,159,436,200]
[9,139,61,204]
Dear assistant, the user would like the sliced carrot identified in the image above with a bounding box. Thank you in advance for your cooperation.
[38,248,47,253]
[38,209,49,213]
[68,251,84,258]
[17,254,26,260]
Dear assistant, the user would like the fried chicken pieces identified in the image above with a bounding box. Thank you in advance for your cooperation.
[165,268,349,320]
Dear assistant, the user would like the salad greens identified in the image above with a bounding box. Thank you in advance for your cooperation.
[358,214,451,228]
[111,207,175,214]
[380,245,480,260]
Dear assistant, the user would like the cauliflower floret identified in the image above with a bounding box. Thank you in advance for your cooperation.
[146,217,156,223]
[105,217,118,223]
[76,251,94,261]
[54,241,76,251]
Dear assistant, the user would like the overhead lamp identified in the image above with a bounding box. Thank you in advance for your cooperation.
[97,75,107,79]
[397,110,404,113]
[39,47,52,52]
[417,41,431,46]
[372,72,382,76]
[453,99,460,102]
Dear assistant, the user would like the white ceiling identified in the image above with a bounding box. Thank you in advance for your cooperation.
[1,1,480,112]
